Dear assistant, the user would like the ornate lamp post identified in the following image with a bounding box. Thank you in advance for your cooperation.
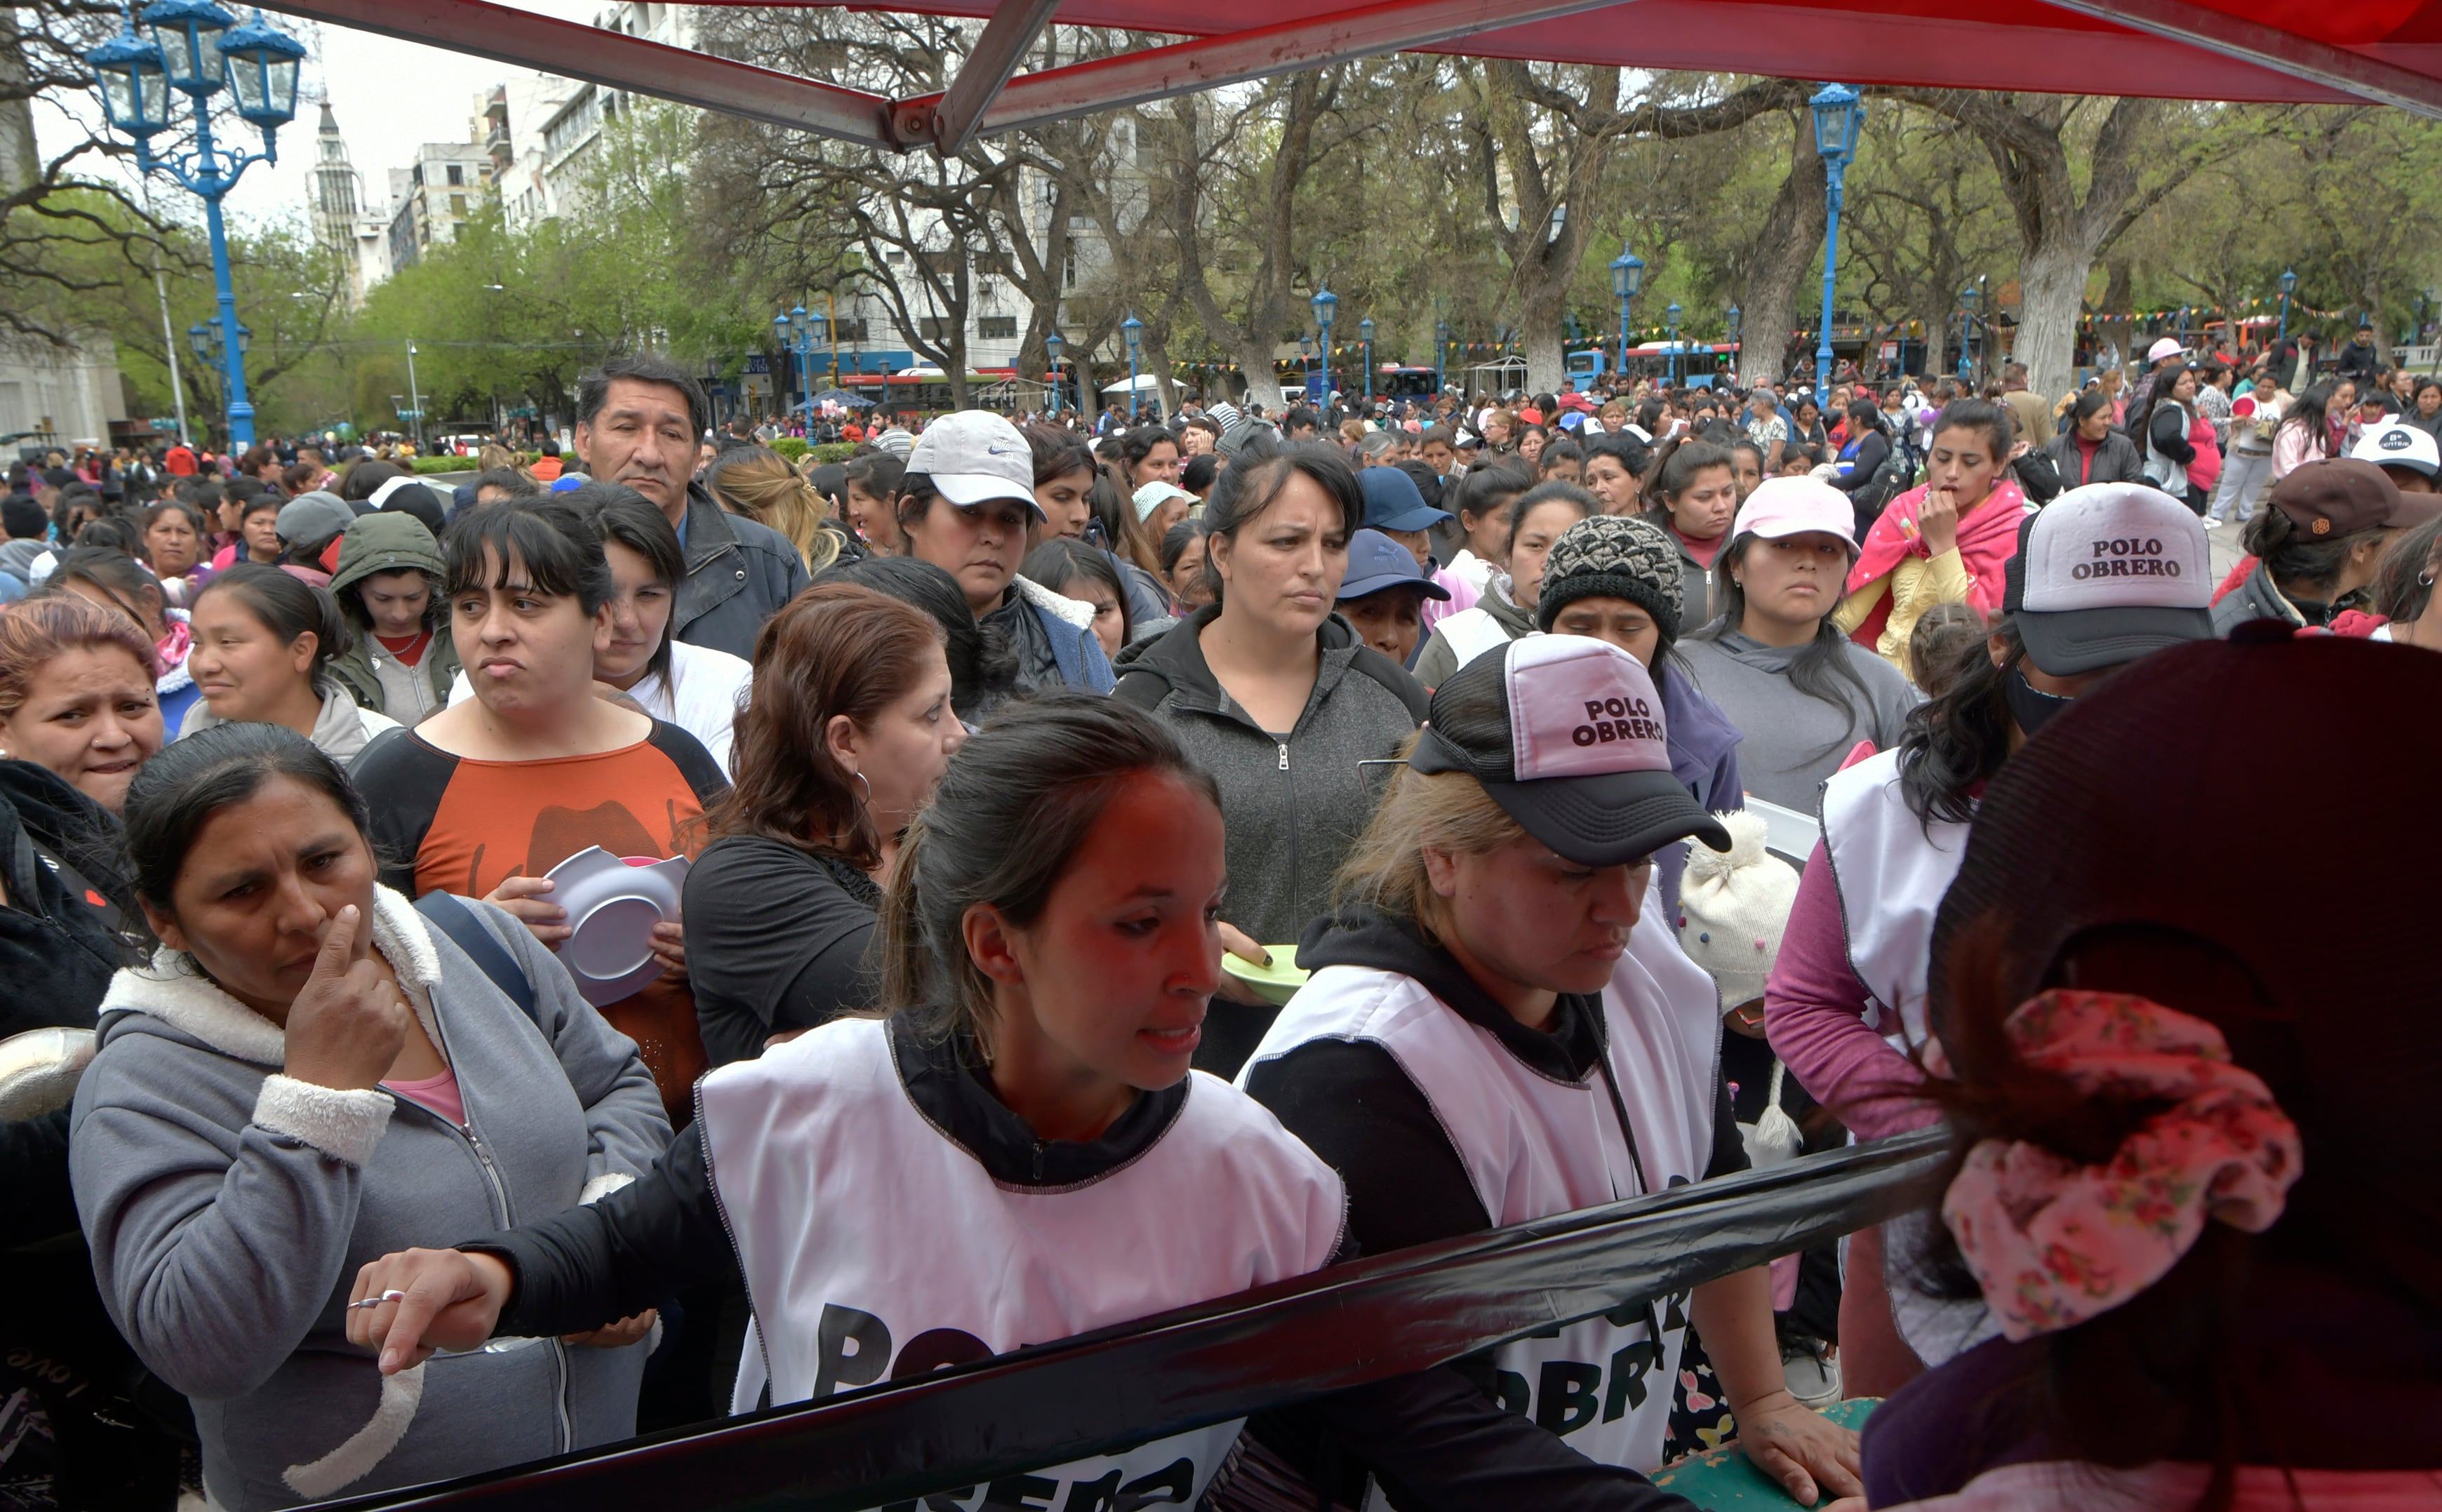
[1435,317,1451,396]
[1665,302,1683,387]
[1043,328,1065,415]
[789,303,813,419]
[91,1,302,448]
[1359,316,1375,404]
[1610,246,1644,386]
[1957,283,1979,382]
[1312,287,1337,401]
[1122,312,1142,422]
[1726,305,1742,381]
[2278,268,2298,352]
[1810,83,1864,396]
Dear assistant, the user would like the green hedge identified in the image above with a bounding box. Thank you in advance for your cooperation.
[410,455,472,474]
[768,439,858,464]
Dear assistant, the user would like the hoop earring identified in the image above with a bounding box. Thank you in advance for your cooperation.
[852,770,873,806]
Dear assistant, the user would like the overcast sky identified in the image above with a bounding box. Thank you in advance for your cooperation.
[35,1,602,234]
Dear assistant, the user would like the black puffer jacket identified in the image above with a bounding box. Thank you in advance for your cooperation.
[0,762,175,1510]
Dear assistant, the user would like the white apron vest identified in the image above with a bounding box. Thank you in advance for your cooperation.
[698,1017,1347,1511]
[1816,747,1970,1050]
[1434,603,1523,673]
[1239,888,1721,1474]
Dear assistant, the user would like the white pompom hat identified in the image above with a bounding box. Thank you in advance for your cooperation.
[1676,809,1800,1012]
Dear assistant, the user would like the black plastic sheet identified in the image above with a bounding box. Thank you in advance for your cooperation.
[319,1128,1950,1511]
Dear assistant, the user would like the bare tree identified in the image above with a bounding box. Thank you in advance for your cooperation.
[1898,93,2235,396]
[1462,67,1806,392]
[1845,107,2013,382]
[2,0,194,345]
[1726,112,1826,387]
[1159,68,1344,411]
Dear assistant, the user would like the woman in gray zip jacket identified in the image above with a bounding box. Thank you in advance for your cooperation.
[69,723,670,1511]
[1115,444,1427,1077]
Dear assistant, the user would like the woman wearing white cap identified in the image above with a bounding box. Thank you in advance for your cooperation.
[1243,636,1865,1508]
[1679,478,1919,810]
[1763,483,2219,1397]
[897,412,1117,697]
[345,696,1697,1512]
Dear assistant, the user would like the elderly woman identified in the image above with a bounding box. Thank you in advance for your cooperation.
[70,723,669,1511]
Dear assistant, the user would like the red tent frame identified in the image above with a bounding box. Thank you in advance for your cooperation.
[259,0,2441,155]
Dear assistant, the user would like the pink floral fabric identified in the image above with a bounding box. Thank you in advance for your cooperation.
[1941,990,2302,1342]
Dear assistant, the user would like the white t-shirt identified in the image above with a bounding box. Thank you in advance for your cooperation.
[450,638,752,775]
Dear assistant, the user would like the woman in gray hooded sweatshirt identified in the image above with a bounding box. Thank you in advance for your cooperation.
[69,723,670,1511]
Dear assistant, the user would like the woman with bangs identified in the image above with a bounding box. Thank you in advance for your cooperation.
[353,497,730,1123]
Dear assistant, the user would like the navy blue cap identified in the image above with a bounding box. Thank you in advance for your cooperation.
[1337,528,1451,603]
[1359,465,1453,535]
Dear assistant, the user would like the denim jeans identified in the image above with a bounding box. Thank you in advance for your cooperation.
[2211,449,2273,523]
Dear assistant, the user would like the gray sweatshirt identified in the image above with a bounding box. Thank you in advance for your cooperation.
[70,887,670,1511]
[1675,629,1919,811]
[1115,606,1429,1076]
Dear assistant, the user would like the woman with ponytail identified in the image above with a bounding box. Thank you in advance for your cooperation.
[708,448,852,575]
[182,563,401,761]
[348,694,1698,1512]
[1638,435,1740,631]
[1768,484,2216,1400]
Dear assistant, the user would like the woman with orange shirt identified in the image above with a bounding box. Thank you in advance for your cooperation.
[353,499,728,1121]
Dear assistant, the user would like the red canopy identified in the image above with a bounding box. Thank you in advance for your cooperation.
[266,0,2442,155]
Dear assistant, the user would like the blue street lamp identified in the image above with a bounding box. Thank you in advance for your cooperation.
[1359,316,1375,404]
[1435,318,1451,396]
[788,303,811,417]
[1726,305,1742,379]
[1957,283,1979,382]
[1312,287,1337,400]
[772,312,792,415]
[1122,312,1142,421]
[808,305,833,389]
[1665,302,1683,386]
[1043,328,1065,415]
[1610,246,1644,384]
[89,1,302,448]
[1810,83,1864,396]
[2278,267,2297,351]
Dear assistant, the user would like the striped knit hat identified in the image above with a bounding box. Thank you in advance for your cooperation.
[1535,514,1685,641]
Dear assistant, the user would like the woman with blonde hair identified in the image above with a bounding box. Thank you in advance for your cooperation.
[708,447,847,575]
[1241,636,1862,1504]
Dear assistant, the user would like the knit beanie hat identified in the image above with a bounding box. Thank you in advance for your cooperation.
[1535,513,1684,641]
[1676,810,1799,1012]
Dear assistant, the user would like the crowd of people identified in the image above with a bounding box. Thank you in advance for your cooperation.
[5,328,2439,1512]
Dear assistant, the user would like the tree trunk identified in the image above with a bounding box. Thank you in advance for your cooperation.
[1522,283,1569,396]
[2015,236,2092,401]
[1735,115,1827,387]
[1919,298,1950,384]
[1227,341,1279,413]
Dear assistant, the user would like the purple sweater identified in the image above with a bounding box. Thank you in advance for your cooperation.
[1761,841,1938,1140]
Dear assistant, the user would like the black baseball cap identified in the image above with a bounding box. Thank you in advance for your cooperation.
[1410,635,1730,867]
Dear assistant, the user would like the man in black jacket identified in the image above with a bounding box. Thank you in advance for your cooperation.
[573,354,809,660]
[2335,321,2384,389]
